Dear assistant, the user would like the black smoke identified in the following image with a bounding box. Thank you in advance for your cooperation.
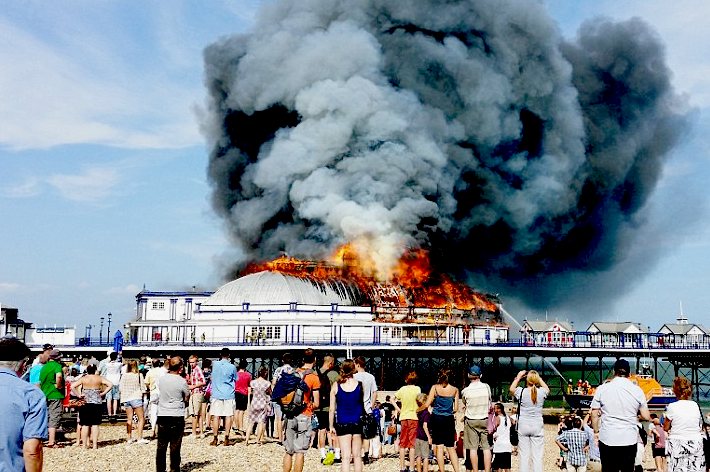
[202,0,689,313]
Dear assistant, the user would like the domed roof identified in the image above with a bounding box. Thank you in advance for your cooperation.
[203,271,359,306]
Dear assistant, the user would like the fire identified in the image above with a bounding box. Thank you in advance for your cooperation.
[241,244,499,313]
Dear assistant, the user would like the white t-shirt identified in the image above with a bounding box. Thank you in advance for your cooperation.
[354,371,377,413]
[665,400,703,441]
[590,377,647,446]
[104,360,123,385]
[515,386,548,421]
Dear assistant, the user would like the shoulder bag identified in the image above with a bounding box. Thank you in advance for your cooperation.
[510,387,523,446]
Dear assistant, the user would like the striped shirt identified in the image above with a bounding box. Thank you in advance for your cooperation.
[556,428,589,466]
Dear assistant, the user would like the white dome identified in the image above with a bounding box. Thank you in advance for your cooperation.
[203,271,359,306]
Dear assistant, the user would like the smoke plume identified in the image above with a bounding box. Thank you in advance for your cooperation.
[202,0,688,312]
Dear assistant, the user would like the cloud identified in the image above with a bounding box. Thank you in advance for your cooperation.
[0,282,21,292]
[3,165,123,203]
[0,15,201,151]
[46,167,122,203]
[106,284,142,295]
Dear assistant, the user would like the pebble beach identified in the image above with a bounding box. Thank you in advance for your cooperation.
[45,424,657,472]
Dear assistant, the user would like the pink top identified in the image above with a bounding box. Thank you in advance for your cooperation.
[235,370,252,395]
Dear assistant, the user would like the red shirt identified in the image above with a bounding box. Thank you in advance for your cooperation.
[235,370,252,395]
[298,368,321,417]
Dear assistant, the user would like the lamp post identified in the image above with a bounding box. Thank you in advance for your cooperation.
[99,317,104,345]
[181,314,186,344]
[107,312,112,341]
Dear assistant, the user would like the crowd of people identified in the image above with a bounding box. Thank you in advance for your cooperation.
[2,335,710,472]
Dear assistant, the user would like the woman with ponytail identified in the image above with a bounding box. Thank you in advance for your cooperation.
[509,370,549,472]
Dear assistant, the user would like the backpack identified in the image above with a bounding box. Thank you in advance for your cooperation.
[271,368,315,418]
[317,368,335,409]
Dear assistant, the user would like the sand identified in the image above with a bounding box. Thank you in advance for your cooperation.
[44,424,658,472]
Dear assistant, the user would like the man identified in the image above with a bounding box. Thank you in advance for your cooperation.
[460,365,492,472]
[103,351,123,421]
[187,355,207,438]
[353,356,378,464]
[0,336,47,472]
[145,358,168,439]
[210,347,237,446]
[28,343,52,386]
[283,348,320,472]
[39,348,65,448]
[591,359,650,472]
[156,356,189,472]
[316,353,340,463]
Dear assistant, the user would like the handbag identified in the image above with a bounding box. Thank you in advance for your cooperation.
[486,405,497,434]
[361,410,378,439]
[387,423,397,436]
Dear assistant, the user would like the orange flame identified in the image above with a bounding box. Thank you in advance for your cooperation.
[241,244,499,313]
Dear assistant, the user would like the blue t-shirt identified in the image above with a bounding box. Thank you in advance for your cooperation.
[210,359,237,400]
[28,363,44,384]
[0,367,48,472]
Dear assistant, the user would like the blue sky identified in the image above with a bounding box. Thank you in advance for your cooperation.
[1,1,709,334]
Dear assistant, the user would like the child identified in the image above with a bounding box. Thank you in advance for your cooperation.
[491,402,512,472]
[555,417,589,472]
[415,393,432,472]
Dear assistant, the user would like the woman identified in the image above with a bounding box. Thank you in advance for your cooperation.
[119,359,148,443]
[200,358,212,434]
[329,359,364,472]
[245,366,272,445]
[71,364,112,449]
[509,370,549,472]
[234,358,251,434]
[492,402,513,472]
[421,369,460,472]
[395,371,422,472]
[664,376,704,471]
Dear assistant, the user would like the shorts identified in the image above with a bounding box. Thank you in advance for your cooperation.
[415,438,431,459]
[463,418,490,450]
[123,399,143,409]
[106,385,120,401]
[188,393,205,416]
[235,392,248,411]
[47,399,63,428]
[210,398,236,417]
[400,419,418,449]
[316,411,330,431]
[492,452,512,469]
[652,446,666,457]
[79,404,103,426]
[272,401,282,419]
[284,414,312,455]
[334,422,362,436]
[429,413,456,447]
